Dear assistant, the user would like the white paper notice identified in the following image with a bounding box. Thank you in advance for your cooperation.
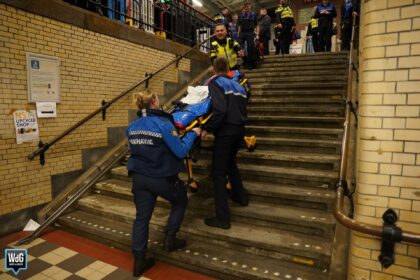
[36,102,57,118]
[13,110,40,144]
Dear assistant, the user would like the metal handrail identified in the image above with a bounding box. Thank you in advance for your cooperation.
[27,35,213,163]
[334,15,420,245]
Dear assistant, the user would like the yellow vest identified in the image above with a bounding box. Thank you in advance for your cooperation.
[275,5,293,19]
[310,18,318,29]
[210,38,239,70]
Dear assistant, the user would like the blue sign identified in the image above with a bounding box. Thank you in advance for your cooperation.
[4,249,28,275]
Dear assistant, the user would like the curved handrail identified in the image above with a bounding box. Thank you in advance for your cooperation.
[334,15,420,244]
[27,35,213,163]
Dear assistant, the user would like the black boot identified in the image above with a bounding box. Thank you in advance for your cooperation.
[204,217,231,229]
[133,253,155,277]
[164,232,186,252]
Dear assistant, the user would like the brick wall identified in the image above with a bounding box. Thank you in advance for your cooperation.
[0,4,194,216]
[349,1,420,279]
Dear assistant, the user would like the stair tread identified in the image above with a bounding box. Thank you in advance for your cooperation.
[246,125,342,133]
[94,180,335,226]
[60,210,329,280]
[248,107,344,112]
[249,97,344,102]
[97,178,335,206]
[248,115,344,121]
[204,135,341,146]
[236,149,341,162]
[77,195,333,258]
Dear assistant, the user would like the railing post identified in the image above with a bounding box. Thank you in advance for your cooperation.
[379,209,402,268]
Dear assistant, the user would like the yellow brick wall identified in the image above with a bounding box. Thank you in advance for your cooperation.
[0,4,191,215]
[349,1,420,279]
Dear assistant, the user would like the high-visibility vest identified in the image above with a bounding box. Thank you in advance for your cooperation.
[210,38,240,69]
[310,18,318,29]
[275,5,294,19]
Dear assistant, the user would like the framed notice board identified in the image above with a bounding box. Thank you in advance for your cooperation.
[298,7,314,25]
[27,53,61,103]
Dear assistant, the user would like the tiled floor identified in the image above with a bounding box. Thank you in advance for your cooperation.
[0,230,214,280]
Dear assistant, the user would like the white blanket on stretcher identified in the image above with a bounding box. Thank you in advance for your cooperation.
[180,86,209,105]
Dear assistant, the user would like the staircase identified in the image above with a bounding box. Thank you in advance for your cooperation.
[57,52,349,280]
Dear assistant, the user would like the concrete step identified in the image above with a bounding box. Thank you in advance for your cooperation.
[94,179,335,237]
[247,106,344,117]
[96,177,336,212]
[249,76,347,85]
[245,125,342,140]
[253,59,347,68]
[74,195,333,269]
[202,135,341,154]
[251,82,346,91]
[189,160,338,189]
[249,89,345,98]
[59,211,329,280]
[261,52,348,62]
[243,64,347,74]
[248,97,344,107]
[247,115,344,128]
[245,69,347,79]
[201,149,340,171]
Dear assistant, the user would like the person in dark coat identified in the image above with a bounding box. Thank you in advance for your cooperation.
[201,57,249,229]
[238,2,258,68]
[314,0,337,52]
[257,7,272,56]
[341,0,360,50]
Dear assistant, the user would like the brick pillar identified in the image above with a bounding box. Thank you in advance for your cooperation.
[348,1,420,279]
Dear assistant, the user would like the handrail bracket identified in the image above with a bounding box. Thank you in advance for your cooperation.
[379,209,402,268]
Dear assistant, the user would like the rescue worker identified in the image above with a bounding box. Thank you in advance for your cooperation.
[275,0,296,55]
[238,2,258,69]
[210,23,245,71]
[127,89,201,277]
[307,14,319,52]
[314,0,337,52]
[341,0,359,50]
[201,57,249,229]
[257,7,272,56]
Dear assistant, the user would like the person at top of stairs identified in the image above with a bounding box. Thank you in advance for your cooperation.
[126,89,202,277]
[275,0,296,55]
[314,0,337,52]
[201,57,249,230]
[210,23,244,71]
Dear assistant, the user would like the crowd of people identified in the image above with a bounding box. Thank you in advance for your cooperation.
[208,0,360,69]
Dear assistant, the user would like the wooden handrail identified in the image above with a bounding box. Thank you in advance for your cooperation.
[334,15,420,245]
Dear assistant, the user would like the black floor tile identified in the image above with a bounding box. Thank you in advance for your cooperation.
[56,254,95,273]
[27,242,59,258]
[6,258,50,280]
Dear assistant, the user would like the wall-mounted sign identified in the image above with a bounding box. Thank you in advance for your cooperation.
[36,102,57,118]
[13,110,39,144]
[27,53,60,103]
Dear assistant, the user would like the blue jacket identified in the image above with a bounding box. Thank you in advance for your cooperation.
[204,75,248,134]
[127,109,197,177]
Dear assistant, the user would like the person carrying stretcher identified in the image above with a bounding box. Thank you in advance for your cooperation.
[201,57,249,230]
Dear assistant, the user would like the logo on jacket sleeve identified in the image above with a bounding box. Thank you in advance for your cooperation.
[171,129,179,137]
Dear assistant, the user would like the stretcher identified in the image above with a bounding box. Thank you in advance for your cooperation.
[171,72,256,192]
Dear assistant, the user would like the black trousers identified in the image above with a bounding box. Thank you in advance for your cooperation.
[260,36,270,55]
[312,29,319,52]
[238,31,255,66]
[212,124,247,224]
[341,21,352,50]
[131,173,188,256]
[319,24,333,52]
[279,23,293,54]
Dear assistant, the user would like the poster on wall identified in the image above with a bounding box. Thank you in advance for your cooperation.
[13,110,40,144]
[27,53,60,103]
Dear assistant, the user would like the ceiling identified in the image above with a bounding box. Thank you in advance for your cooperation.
[192,0,281,17]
